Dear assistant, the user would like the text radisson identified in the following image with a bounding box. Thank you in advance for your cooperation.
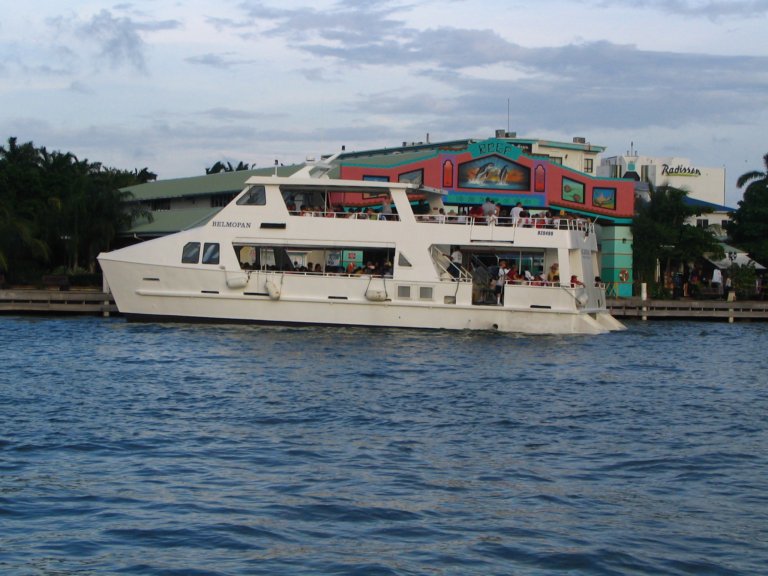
[661,164,701,177]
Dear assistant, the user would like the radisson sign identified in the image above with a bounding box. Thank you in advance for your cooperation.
[661,163,701,177]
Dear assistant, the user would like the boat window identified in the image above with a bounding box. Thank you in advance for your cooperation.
[202,242,220,265]
[398,252,412,267]
[397,285,411,299]
[236,185,267,206]
[419,286,433,300]
[279,184,398,220]
[182,242,200,264]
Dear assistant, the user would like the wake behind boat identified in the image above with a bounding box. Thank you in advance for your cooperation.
[98,169,624,334]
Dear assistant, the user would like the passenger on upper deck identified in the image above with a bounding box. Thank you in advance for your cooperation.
[381,198,393,220]
[482,198,496,223]
[468,204,484,223]
[511,202,523,225]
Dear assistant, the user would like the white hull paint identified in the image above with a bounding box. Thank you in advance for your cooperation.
[99,173,625,335]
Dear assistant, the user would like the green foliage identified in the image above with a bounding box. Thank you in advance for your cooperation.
[729,262,758,299]
[205,160,252,174]
[0,137,154,278]
[727,153,768,266]
[632,184,723,285]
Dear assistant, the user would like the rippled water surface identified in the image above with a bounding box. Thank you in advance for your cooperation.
[1,316,767,575]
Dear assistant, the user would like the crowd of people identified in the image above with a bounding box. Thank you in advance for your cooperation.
[285,198,586,229]
[486,260,586,304]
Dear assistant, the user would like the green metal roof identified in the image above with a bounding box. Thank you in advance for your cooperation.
[123,165,305,201]
[129,207,222,235]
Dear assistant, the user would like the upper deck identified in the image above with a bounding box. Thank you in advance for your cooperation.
[208,176,597,249]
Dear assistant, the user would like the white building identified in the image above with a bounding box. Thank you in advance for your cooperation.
[598,151,725,205]
[598,149,732,236]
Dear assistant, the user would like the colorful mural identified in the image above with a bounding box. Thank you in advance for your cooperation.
[398,169,423,186]
[592,187,616,210]
[458,155,530,190]
[339,137,636,220]
[561,177,585,204]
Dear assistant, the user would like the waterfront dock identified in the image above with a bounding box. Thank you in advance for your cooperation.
[0,289,117,316]
[607,298,768,322]
[1,289,767,322]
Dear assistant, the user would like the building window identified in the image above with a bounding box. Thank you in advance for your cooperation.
[696,219,709,228]
[641,165,650,182]
[151,199,171,211]
[584,158,593,173]
[442,161,454,188]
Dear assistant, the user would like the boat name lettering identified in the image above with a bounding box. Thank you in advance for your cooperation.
[212,220,252,229]
[537,230,554,236]
[661,163,701,177]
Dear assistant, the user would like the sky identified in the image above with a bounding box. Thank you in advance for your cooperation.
[2,0,767,205]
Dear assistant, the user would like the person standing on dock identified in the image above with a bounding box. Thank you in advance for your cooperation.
[711,268,723,296]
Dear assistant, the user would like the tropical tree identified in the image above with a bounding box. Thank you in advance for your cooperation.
[0,137,154,279]
[727,153,768,265]
[0,138,51,274]
[205,160,252,174]
[632,184,723,292]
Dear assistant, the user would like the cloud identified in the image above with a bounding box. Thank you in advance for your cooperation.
[185,52,258,68]
[200,107,276,120]
[78,10,181,72]
[602,0,768,19]
[237,0,413,45]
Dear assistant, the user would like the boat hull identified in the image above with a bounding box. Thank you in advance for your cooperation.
[101,262,621,335]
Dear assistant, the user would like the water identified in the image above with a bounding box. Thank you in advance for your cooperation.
[1,316,766,575]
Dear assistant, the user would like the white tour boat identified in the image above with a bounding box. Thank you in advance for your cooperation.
[98,168,625,334]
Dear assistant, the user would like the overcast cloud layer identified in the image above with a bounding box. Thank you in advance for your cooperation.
[2,0,766,204]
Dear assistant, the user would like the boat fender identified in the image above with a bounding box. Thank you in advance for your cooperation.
[265,280,281,300]
[365,289,387,302]
[619,269,630,282]
[226,274,248,289]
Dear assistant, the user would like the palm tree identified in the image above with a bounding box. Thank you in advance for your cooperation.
[0,137,51,275]
[632,184,723,291]
[728,153,768,265]
[736,153,768,192]
[205,160,252,174]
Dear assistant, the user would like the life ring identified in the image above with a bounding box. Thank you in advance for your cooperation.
[619,269,630,282]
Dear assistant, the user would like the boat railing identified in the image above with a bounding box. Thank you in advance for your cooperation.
[245,267,395,278]
[288,209,400,221]
[414,214,594,233]
[430,246,472,282]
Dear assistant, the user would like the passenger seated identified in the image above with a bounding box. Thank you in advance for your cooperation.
[570,275,584,287]
[507,265,522,284]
